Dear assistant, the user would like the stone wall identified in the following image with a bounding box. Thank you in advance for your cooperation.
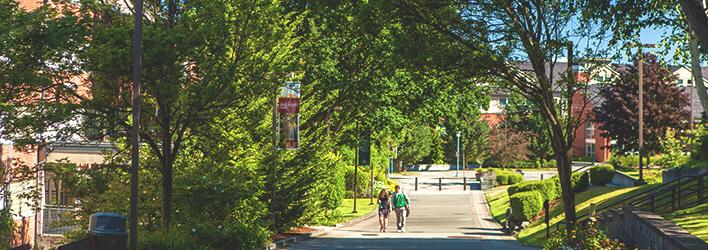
[606,206,707,250]
[610,171,636,187]
[663,167,708,183]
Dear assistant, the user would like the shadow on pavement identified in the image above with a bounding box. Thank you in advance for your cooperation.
[283,237,536,250]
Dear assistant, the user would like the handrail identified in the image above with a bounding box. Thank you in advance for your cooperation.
[575,172,707,223]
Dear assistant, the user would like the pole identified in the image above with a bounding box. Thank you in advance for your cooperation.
[456,131,460,177]
[129,0,143,248]
[369,163,374,205]
[638,51,644,183]
[415,177,418,191]
[353,123,359,213]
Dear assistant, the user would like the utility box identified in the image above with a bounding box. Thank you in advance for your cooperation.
[88,212,127,236]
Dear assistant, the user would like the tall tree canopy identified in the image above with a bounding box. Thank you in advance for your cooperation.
[396,0,602,225]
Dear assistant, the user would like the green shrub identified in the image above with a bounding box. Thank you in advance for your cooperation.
[544,222,625,250]
[139,229,215,250]
[508,179,558,200]
[571,171,590,192]
[508,172,524,184]
[345,166,371,198]
[497,174,509,185]
[0,209,12,250]
[589,165,615,186]
[608,155,639,170]
[509,191,543,221]
[545,159,557,168]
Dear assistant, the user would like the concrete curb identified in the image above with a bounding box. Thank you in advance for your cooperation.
[264,210,377,250]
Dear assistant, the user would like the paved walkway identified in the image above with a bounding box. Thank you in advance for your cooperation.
[284,171,536,250]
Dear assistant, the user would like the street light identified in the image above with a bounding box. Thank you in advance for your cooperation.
[636,43,656,184]
[456,131,461,177]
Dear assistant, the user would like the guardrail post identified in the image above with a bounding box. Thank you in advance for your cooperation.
[415,177,418,191]
[677,180,682,209]
[540,174,544,180]
[699,176,704,203]
[650,193,655,212]
[463,177,467,191]
[672,186,676,210]
[439,178,442,191]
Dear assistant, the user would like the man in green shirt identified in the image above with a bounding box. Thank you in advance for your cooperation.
[392,185,410,232]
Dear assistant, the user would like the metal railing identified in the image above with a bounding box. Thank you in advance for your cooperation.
[555,172,707,231]
[43,205,78,235]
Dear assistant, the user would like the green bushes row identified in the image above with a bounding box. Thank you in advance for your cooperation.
[508,178,560,201]
[505,170,591,222]
[509,191,544,221]
[477,168,524,185]
[589,165,614,186]
[508,171,590,201]
[513,159,557,169]
[608,155,639,170]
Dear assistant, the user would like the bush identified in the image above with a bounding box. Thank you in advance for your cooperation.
[487,168,524,185]
[571,171,590,193]
[545,159,557,168]
[508,172,524,184]
[544,222,625,250]
[345,166,371,198]
[139,229,215,250]
[509,191,543,221]
[508,179,558,200]
[497,174,510,185]
[0,209,12,250]
[589,165,615,186]
[608,155,639,170]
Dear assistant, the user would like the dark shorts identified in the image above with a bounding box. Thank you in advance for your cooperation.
[378,209,390,218]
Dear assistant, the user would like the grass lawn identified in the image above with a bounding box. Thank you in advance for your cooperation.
[327,198,378,225]
[517,185,653,247]
[663,203,708,242]
[618,168,662,184]
[484,185,511,223]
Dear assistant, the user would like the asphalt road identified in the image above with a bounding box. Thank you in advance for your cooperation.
[284,171,537,250]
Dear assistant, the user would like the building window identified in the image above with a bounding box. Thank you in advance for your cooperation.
[688,80,693,85]
[585,122,594,139]
[499,98,508,106]
[585,143,596,160]
[44,171,78,235]
[677,79,684,85]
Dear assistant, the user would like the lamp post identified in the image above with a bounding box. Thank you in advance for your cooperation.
[456,131,461,177]
[636,43,656,184]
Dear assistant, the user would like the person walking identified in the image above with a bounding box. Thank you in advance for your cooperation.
[392,185,410,232]
[377,188,392,232]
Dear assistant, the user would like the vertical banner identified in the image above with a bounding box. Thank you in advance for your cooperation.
[358,130,371,166]
[278,81,300,149]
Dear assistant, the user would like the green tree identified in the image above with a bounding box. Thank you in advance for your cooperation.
[396,0,604,226]
[72,0,301,229]
[502,93,553,160]
[657,128,689,168]
[593,54,690,159]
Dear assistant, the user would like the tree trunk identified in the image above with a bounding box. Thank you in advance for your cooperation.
[162,157,174,229]
[690,32,708,116]
[555,146,577,226]
[679,0,708,54]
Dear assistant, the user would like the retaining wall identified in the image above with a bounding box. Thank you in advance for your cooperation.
[606,206,707,250]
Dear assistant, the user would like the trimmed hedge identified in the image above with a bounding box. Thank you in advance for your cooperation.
[481,168,524,185]
[497,174,509,185]
[589,165,614,186]
[571,171,590,192]
[508,173,524,184]
[507,179,559,201]
[509,191,543,221]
